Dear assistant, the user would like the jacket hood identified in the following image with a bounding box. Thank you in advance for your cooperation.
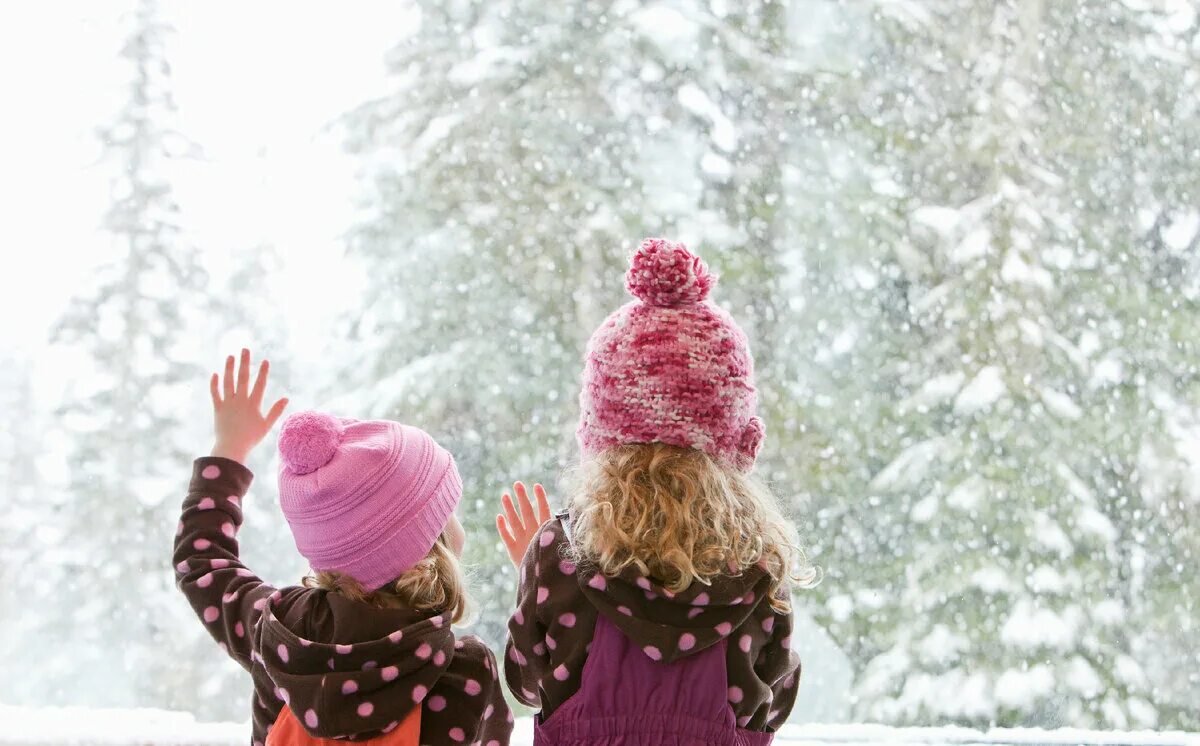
[258,591,456,739]
[575,554,774,664]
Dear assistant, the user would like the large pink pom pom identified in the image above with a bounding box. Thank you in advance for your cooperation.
[625,238,715,307]
[278,411,343,475]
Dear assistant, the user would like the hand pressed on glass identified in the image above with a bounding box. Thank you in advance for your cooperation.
[496,481,552,567]
[209,347,289,465]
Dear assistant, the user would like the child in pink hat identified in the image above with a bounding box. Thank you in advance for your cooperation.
[496,239,820,744]
[173,349,512,746]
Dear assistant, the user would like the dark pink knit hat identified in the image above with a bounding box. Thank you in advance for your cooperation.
[276,412,462,591]
[577,238,764,470]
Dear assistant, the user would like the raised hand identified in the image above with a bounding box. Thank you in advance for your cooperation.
[496,481,552,567]
[209,348,289,464]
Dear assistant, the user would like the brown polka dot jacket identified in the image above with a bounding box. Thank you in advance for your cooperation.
[504,515,801,730]
[174,457,513,746]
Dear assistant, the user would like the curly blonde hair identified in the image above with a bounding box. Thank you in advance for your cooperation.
[565,443,819,612]
[303,532,468,624]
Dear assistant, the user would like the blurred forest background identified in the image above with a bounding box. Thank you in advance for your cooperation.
[0,0,1197,731]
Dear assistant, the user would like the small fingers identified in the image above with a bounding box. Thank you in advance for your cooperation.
[265,397,289,429]
[501,492,522,536]
[250,359,269,404]
[515,481,538,530]
[533,483,551,523]
[223,355,235,398]
[210,373,221,408]
[496,515,516,550]
[236,348,251,394]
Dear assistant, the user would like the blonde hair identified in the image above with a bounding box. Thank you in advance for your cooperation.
[566,443,819,613]
[303,532,468,624]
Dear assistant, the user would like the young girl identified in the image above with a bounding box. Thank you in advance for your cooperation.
[174,349,512,746]
[497,239,818,744]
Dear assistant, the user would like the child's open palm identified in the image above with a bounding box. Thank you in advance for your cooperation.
[210,348,289,464]
[497,481,552,567]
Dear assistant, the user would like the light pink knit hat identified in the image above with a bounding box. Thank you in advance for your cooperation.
[276,412,461,591]
[577,238,764,471]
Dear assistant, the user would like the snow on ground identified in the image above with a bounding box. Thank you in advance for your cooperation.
[3,706,1197,746]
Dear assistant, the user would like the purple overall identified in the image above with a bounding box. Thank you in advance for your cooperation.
[534,615,775,746]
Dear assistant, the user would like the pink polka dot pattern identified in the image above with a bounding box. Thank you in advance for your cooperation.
[388,630,403,643]
[728,686,744,703]
[211,558,229,569]
[234,621,245,638]
[715,622,732,636]
[739,635,753,653]
[412,684,428,702]
[362,660,377,670]
[203,606,219,623]
[587,574,607,591]
[509,647,527,665]
[643,645,662,661]
[196,573,213,588]
[693,592,709,606]
[558,612,576,627]
[532,641,546,655]
[428,695,447,711]
[762,616,775,633]
[537,587,549,604]
[227,495,240,507]
[545,635,557,651]
[617,605,632,616]
[433,650,446,666]
[484,704,494,719]
[342,680,358,694]
[336,643,352,654]
[221,522,235,538]
[416,643,432,660]
[277,644,289,663]
[559,560,576,575]
[679,633,696,651]
[357,702,373,717]
[175,560,189,573]
[201,465,221,479]
[193,538,211,550]
[513,608,524,625]
[464,678,481,695]
[381,665,398,681]
[636,577,652,591]
[449,727,465,742]
[687,608,704,619]
[304,709,318,728]
[197,497,216,510]
[539,531,555,547]
[553,664,570,681]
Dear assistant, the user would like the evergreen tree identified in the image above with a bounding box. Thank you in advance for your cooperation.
[820,0,1200,728]
[47,0,224,710]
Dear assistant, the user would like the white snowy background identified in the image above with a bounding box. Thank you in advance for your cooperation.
[0,0,1197,739]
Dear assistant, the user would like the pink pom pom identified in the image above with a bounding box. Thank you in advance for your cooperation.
[625,238,715,307]
[278,411,343,474]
